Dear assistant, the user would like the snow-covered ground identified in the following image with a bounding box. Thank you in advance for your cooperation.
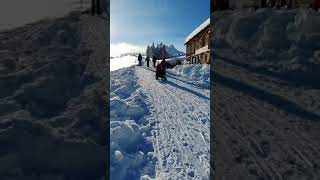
[213,8,320,74]
[167,64,210,89]
[110,55,138,71]
[110,67,155,179]
[110,64,210,179]
[110,55,187,72]
[165,55,186,65]
[212,8,320,179]
[0,11,109,179]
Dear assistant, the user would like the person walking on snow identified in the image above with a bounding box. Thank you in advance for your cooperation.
[146,56,150,67]
[159,58,168,76]
[138,54,142,66]
[156,58,168,80]
[152,56,157,67]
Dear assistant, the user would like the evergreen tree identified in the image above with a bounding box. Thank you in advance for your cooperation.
[151,42,155,57]
[146,45,150,57]
[145,42,171,59]
[160,44,165,58]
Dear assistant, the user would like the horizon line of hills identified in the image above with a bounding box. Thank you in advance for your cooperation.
[111,44,185,59]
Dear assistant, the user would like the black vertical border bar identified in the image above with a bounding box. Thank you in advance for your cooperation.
[210,1,215,180]
[106,0,110,179]
[209,1,214,180]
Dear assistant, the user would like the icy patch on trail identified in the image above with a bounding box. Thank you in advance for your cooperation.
[110,67,155,180]
[167,64,210,88]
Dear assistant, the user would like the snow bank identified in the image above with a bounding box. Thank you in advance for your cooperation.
[110,67,155,180]
[167,64,210,88]
[212,8,320,80]
[110,55,138,71]
[166,56,186,65]
[0,12,109,179]
[155,56,186,66]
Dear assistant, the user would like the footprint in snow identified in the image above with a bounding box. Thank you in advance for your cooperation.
[188,171,195,177]
[162,160,167,166]
[176,167,183,173]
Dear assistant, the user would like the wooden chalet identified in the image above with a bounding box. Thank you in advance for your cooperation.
[185,18,210,64]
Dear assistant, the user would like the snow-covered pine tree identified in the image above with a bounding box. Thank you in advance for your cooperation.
[151,42,155,57]
[146,45,150,57]
[146,42,178,59]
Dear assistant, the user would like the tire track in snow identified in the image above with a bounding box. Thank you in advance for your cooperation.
[136,66,210,179]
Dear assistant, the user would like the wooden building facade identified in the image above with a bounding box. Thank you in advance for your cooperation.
[185,18,210,64]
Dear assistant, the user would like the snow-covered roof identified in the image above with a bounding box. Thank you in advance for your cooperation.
[185,18,210,44]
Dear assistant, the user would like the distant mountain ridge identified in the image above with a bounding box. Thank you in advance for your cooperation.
[146,43,185,59]
[165,45,185,57]
[112,44,184,59]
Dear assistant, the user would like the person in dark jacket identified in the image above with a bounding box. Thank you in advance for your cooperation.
[159,58,167,75]
[176,59,182,65]
[146,56,150,67]
[152,56,157,67]
[156,59,167,80]
[138,54,142,66]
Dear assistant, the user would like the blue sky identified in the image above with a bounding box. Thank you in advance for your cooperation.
[111,0,209,56]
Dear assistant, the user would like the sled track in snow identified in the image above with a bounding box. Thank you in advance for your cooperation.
[212,56,320,179]
[136,66,210,179]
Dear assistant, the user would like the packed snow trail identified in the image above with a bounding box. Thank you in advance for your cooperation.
[136,66,210,179]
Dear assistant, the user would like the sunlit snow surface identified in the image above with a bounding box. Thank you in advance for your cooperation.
[110,63,210,179]
[110,55,138,71]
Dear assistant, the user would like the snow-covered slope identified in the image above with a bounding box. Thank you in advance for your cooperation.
[213,8,320,82]
[0,11,109,179]
[212,8,320,180]
[136,65,210,179]
[111,63,210,179]
[110,67,155,179]
[110,55,138,71]
[167,64,210,88]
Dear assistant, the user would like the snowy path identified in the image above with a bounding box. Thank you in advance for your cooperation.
[136,66,210,179]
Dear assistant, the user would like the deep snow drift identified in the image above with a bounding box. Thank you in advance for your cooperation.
[167,64,210,88]
[110,67,155,179]
[212,8,320,179]
[0,12,108,179]
[213,8,320,84]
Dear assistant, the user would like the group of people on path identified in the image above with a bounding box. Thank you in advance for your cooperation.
[137,53,168,80]
[138,54,157,67]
